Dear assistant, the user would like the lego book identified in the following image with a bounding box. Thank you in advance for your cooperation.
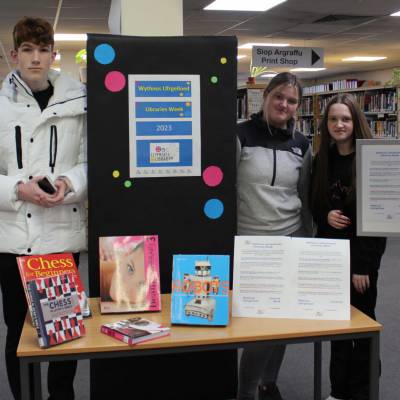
[28,274,85,348]
[171,255,230,326]
[17,253,91,325]
[99,235,161,313]
[101,317,170,345]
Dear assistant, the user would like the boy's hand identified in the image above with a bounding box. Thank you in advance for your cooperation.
[18,178,67,208]
[17,177,47,205]
[39,179,67,207]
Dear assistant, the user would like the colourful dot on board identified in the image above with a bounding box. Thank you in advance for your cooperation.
[203,166,223,187]
[210,76,218,84]
[94,44,116,65]
[204,199,224,219]
[220,57,227,64]
[124,180,132,188]
[112,170,120,178]
[105,71,126,92]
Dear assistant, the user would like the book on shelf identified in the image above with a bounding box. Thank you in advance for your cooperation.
[28,274,85,348]
[171,254,230,326]
[304,79,364,95]
[99,235,161,313]
[17,253,91,323]
[101,317,170,345]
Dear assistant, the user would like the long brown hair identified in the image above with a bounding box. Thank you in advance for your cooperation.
[310,93,372,215]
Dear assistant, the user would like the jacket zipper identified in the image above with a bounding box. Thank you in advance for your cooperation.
[49,125,58,173]
[270,147,276,186]
[15,126,23,169]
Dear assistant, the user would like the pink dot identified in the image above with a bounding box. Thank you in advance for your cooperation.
[104,71,126,92]
[203,166,223,187]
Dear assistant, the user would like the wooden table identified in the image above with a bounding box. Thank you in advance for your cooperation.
[18,295,382,400]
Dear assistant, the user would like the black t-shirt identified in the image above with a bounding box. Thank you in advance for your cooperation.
[314,145,356,240]
[328,145,355,212]
[33,82,54,111]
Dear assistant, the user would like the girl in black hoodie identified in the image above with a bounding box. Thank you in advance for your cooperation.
[310,93,386,400]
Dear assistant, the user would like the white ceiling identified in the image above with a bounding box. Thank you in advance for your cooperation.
[1,0,400,82]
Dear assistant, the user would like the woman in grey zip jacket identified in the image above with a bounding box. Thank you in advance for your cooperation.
[236,73,312,400]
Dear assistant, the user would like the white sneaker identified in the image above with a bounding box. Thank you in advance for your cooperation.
[325,396,344,400]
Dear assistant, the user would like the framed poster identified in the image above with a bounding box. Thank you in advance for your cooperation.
[356,139,400,236]
[128,75,201,177]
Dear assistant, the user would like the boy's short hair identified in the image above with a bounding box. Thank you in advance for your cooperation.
[13,17,54,50]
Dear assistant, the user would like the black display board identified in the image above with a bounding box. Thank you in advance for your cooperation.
[87,34,237,399]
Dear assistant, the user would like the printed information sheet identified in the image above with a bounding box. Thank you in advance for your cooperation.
[128,75,201,177]
[358,141,400,235]
[232,236,350,320]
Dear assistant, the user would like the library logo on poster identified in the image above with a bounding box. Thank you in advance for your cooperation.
[150,143,180,163]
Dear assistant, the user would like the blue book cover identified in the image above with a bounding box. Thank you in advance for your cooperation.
[171,255,230,326]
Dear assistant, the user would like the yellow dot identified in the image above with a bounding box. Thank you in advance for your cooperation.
[185,102,191,106]
[220,57,227,64]
[112,170,120,178]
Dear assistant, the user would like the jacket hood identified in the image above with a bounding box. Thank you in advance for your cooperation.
[0,69,86,116]
[250,111,295,137]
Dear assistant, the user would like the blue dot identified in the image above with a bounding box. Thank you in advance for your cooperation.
[94,44,115,65]
[204,199,224,219]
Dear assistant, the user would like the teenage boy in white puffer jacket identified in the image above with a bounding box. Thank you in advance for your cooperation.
[0,17,87,400]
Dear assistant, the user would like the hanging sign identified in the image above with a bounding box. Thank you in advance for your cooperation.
[252,46,324,68]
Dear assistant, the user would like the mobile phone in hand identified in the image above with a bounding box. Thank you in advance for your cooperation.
[38,176,57,195]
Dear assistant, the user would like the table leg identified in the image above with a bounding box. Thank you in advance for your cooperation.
[369,332,380,400]
[314,341,322,400]
[20,359,30,400]
[33,363,42,400]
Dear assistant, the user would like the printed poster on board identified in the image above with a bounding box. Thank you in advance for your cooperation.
[128,75,201,178]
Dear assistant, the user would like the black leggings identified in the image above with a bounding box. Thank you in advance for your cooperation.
[330,270,379,400]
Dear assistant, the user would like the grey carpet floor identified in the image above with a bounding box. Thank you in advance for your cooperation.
[0,238,398,399]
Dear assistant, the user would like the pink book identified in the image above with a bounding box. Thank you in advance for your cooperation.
[99,235,161,313]
[101,317,170,345]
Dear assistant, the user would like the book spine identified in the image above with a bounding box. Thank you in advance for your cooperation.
[27,281,48,348]
[17,258,36,328]
[134,331,170,345]
[101,325,132,345]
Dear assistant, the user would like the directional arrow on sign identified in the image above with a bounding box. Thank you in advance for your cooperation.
[311,50,320,66]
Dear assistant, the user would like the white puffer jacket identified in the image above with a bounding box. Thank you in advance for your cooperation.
[0,69,87,254]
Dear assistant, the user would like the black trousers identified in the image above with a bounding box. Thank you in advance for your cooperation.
[0,253,79,400]
[330,270,379,400]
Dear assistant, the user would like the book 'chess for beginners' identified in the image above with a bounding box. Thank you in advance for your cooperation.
[171,255,230,326]
[17,253,91,323]
[28,274,85,348]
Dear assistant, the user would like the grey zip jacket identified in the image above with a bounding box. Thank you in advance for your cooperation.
[237,111,312,236]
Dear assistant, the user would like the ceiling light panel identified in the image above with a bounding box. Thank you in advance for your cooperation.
[54,34,88,41]
[204,0,287,12]
[342,56,387,62]
[290,68,326,72]
[238,42,290,49]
